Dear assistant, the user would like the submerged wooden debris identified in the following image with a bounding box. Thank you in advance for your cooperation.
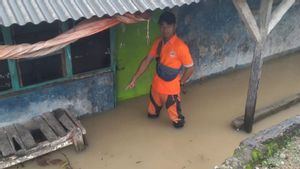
[232,93,300,130]
[0,109,87,169]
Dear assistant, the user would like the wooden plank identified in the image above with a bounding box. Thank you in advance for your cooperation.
[21,119,39,131]
[0,128,15,157]
[235,0,276,133]
[268,0,295,34]
[232,93,300,130]
[58,113,77,132]
[0,131,74,169]
[243,42,264,133]
[72,128,86,152]
[55,109,86,134]
[14,124,36,149]
[232,0,262,43]
[4,125,26,152]
[33,116,58,142]
[259,0,273,37]
[0,111,87,168]
[42,112,67,137]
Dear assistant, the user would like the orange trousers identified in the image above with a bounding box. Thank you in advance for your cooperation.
[148,90,185,124]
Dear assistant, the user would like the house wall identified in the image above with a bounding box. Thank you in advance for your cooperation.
[115,0,300,101]
[0,71,114,127]
[174,0,300,80]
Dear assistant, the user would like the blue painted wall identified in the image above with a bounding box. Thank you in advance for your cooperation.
[0,71,114,127]
[174,0,300,80]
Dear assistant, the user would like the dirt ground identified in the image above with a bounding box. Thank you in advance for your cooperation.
[8,51,300,169]
[256,136,300,169]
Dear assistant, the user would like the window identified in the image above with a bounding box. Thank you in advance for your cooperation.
[71,24,111,74]
[0,61,11,92]
[17,55,63,86]
[0,32,11,92]
[0,18,112,94]
[12,22,64,86]
[0,32,3,45]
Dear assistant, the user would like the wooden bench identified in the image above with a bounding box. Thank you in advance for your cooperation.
[0,109,87,169]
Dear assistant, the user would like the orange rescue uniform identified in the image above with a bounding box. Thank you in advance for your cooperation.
[147,34,193,125]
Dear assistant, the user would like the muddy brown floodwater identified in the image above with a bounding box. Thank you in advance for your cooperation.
[8,51,300,169]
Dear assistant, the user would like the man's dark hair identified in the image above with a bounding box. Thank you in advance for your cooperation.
[158,11,176,25]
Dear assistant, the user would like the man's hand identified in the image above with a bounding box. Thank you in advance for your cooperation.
[126,79,137,90]
[126,55,153,90]
[180,82,187,95]
[180,66,194,95]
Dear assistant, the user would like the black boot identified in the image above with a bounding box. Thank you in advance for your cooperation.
[173,118,185,128]
[148,113,159,119]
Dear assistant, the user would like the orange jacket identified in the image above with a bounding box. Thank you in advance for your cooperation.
[148,35,193,95]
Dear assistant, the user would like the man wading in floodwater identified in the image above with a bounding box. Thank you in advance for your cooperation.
[127,11,194,128]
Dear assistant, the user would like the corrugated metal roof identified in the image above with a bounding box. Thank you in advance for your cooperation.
[0,0,200,27]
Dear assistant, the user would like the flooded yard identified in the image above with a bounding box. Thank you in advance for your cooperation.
[8,51,300,169]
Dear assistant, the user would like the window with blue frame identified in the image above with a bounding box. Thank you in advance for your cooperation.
[0,33,11,92]
[11,22,64,87]
[0,19,112,93]
[0,61,11,92]
[70,29,111,74]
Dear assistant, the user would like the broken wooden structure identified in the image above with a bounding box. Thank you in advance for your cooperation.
[232,0,296,133]
[232,93,300,129]
[0,109,87,169]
